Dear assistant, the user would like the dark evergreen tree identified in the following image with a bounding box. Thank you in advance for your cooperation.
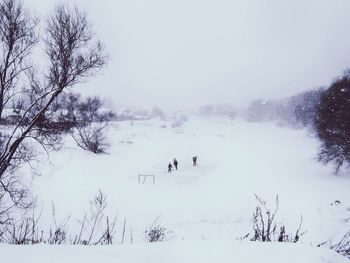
[315,73,350,173]
[293,88,323,128]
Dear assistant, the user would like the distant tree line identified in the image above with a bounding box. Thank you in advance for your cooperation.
[198,104,237,119]
[3,93,115,132]
[244,89,323,128]
[245,71,350,174]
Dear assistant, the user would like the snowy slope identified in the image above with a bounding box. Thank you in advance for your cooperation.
[20,117,350,261]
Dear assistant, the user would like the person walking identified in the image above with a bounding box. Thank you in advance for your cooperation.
[173,158,178,170]
[192,156,197,166]
[168,162,173,173]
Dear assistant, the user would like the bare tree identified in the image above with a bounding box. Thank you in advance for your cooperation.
[0,0,39,119]
[0,2,107,211]
[74,124,109,154]
[72,96,113,154]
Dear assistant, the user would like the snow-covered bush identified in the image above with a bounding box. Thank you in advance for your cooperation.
[145,218,171,242]
[330,230,350,258]
[151,107,165,120]
[146,225,166,242]
[73,124,110,154]
[179,114,189,122]
[72,190,117,245]
[72,97,114,154]
[250,194,305,243]
[48,225,68,245]
[171,120,183,128]
[0,191,118,245]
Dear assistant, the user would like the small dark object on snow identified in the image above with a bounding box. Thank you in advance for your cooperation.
[168,162,173,173]
[192,156,197,166]
[173,158,178,170]
[332,200,341,206]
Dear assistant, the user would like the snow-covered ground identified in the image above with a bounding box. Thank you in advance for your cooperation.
[1,241,348,263]
[6,117,349,262]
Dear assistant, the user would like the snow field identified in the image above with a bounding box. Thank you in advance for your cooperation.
[21,117,350,261]
[1,240,348,263]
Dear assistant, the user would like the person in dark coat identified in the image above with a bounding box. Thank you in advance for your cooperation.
[192,156,197,166]
[173,158,178,170]
[168,162,173,173]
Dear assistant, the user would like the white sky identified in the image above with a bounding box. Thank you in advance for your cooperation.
[25,0,350,110]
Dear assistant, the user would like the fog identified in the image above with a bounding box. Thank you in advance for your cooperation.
[26,0,350,110]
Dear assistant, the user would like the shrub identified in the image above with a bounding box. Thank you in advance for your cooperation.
[330,230,350,258]
[250,194,305,243]
[145,217,172,242]
[73,124,110,154]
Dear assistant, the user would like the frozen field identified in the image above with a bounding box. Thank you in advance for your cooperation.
[1,240,348,263]
[20,117,350,262]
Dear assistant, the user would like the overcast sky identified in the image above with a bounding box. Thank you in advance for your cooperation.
[25,0,350,110]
